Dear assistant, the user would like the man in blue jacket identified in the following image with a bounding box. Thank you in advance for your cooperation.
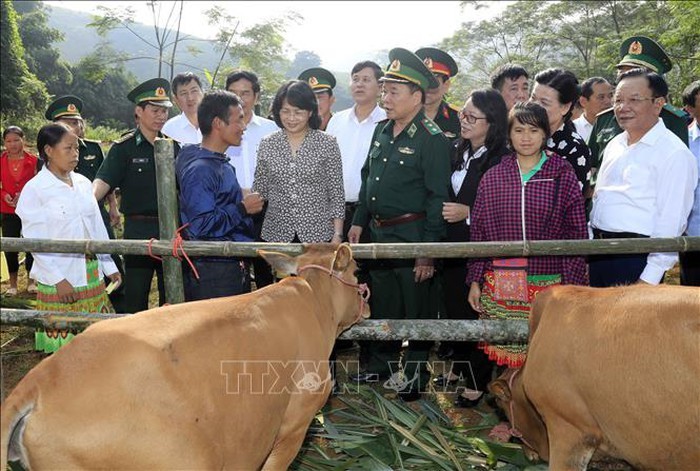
[176,90,264,300]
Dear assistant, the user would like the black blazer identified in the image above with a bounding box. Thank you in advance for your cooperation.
[446,142,508,243]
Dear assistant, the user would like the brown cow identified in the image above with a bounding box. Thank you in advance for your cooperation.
[489,284,700,471]
[1,244,370,470]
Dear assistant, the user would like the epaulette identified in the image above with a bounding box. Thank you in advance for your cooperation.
[113,130,135,144]
[662,103,686,118]
[596,107,614,118]
[82,138,101,144]
[421,117,442,135]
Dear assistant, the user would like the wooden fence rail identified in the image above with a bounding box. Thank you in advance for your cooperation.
[0,309,529,342]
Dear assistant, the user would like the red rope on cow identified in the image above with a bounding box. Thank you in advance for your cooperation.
[147,238,163,262]
[297,263,370,323]
[506,368,537,452]
[171,224,199,280]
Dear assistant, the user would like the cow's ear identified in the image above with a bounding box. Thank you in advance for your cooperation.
[332,243,353,272]
[489,379,512,401]
[258,250,298,277]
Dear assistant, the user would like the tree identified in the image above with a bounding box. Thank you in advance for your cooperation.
[287,50,321,79]
[0,0,48,119]
[89,0,189,80]
[12,1,72,96]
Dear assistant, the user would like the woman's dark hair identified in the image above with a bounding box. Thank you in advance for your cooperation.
[534,68,579,122]
[453,88,509,174]
[508,102,551,152]
[2,126,24,140]
[37,123,71,163]
[271,80,321,130]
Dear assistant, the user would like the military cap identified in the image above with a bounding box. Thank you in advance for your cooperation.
[616,36,672,75]
[415,47,458,78]
[45,95,83,121]
[380,48,439,91]
[127,78,173,107]
[298,67,336,93]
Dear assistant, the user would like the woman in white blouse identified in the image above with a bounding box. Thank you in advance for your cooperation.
[16,123,121,353]
[253,80,344,244]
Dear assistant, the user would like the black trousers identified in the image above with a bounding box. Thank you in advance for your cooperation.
[441,258,493,392]
[250,202,274,289]
[680,250,700,286]
[1,213,33,274]
[184,258,250,301]
[589,229,649,287]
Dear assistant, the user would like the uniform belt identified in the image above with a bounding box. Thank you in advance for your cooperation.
[126,214,159,220]
[373,212,425,228]
[592,228,648,239]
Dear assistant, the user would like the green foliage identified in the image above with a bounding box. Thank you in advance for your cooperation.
[12,1,73,96]
[0,0,49,119]
[443,0,699,107]
[288,50,322,79]
[85,123,127,143]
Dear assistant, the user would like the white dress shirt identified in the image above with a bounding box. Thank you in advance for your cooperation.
[326,104,387,202]
[591,119,698,284]
[162,112,202,145]
[573,114,594,144]
[225,114,279,190]
[686,121,700,236]
[16,167,118,287]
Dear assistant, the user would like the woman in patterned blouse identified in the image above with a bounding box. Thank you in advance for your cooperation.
[253,80,344,244]
[530,68,592,199]
[466,102,588,368]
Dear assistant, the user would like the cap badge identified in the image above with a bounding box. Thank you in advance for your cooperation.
[67,103,77,112]
[156,87,166,97]
[423,57,434,69]
[309,76,319,87]
[629,41,643,55]
[389,59,401,72]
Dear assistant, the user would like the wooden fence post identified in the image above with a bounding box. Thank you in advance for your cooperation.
[154,138,184,304]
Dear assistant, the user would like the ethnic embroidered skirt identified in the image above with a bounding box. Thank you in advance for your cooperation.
[35,259,112,353]
[478,271,561,368]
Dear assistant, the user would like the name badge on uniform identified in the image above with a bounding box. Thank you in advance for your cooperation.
[83,154,97,161]
[398,147,415,155]
[132,158,149,164]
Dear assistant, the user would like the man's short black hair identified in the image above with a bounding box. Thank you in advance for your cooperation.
[618,68,668,98]
[351,61,384,80]
[682,80,700,108]
[490,63,529,91]
[198,90,241,136]
[171,72,203,95]
[225,70,261,95]
[580,77,609,100]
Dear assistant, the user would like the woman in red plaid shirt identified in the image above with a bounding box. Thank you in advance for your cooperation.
[466,102,588,368]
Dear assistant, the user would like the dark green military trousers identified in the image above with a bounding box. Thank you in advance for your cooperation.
[124,217,164,313]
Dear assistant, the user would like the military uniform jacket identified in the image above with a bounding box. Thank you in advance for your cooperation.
[432,101,461,140]
[353,110,451,243]
[76,139,104,182]
[96,128,179,217]
[589,104,689,172]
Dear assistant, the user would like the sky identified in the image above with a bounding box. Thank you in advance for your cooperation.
[44,1,509,71]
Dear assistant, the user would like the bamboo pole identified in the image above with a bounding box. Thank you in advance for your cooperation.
[154,138,184,304]
[0,309,529,342]
[2,236,699,258]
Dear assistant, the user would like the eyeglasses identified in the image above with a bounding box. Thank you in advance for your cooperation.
[459,111,488,124]
[280,108,310,119]
[613,96,657,108]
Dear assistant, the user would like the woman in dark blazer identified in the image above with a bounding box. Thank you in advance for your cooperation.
[435,88,510,407]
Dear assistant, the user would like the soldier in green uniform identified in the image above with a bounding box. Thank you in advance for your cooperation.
[589,36,689,188]
[415,47,461,139]
[298,67,336,131]
[348,48,451,401]
[93,78,175,314]
[45,95,127,312]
